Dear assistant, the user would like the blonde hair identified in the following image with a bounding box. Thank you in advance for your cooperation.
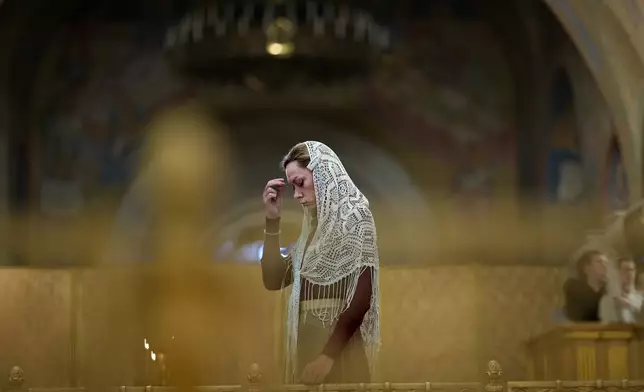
[280,142,310,171]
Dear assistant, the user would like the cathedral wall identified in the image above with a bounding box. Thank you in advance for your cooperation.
[0,265,566,386]
[0,269,72,387]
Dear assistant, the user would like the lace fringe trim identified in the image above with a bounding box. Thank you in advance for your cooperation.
[284,267,380,382]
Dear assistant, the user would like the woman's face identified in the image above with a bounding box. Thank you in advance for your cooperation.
[285,161,316,208]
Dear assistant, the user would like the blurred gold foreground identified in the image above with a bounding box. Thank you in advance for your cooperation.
[143,102,225,388]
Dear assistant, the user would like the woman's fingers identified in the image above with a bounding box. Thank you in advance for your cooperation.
[264,178,284,201]
[264,188,277,201]
[266,178,285,189]
[299,365,323,385]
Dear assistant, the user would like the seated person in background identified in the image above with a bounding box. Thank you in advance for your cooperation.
[600,257,643,323]
[564,250,607,322]
[637,271,644,294]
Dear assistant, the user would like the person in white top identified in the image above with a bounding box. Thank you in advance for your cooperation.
[600,257,643,324]
[637,271,644,294]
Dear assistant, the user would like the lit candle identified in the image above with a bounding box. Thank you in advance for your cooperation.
[144,338,150,384]
[150,350,157,385]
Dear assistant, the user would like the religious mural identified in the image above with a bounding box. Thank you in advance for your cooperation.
[545,71,585,204]
[34,23,188,217]
[33,3,517,261]
[604,136,629,213]
[370,1,516,219]
[545,115,584,203]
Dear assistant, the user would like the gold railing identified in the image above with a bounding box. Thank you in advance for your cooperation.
[8,361,644,392]
[507,381,644,392]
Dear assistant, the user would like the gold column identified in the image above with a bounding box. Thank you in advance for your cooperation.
[143,102,229,387]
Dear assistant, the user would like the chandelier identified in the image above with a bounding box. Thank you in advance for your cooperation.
[164,0,390,87]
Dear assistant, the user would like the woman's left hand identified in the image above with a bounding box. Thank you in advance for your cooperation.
[299,354,334,384]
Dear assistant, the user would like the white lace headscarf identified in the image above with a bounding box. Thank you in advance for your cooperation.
[285,141,380,380]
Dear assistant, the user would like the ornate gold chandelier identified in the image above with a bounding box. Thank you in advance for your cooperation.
[164,0,390,85]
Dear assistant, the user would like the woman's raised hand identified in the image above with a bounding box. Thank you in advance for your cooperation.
[263,178,285,219]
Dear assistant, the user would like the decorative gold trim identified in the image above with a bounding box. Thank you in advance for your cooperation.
[485,360,504,392]
[566,332,601,339]
[603,331,634,340]
[565,331,634,340]
[14,360,644,392]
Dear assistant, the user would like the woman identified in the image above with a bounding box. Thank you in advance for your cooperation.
[261,141,380,384]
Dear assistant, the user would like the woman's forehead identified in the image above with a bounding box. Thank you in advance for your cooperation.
[285,161,308,181]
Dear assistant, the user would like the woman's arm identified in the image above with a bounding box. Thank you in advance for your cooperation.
[321,267,372,359]
[261,218,293,290]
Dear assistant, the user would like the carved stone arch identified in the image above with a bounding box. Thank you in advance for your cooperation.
[543,0,642,201]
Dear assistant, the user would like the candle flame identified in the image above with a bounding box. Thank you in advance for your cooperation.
[151,351,156,361]
[144,338,150,350]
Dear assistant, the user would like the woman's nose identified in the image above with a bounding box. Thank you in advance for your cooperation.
[294,190,303,199]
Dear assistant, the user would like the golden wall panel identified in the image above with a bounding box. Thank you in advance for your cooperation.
[76,268,143,386]
[475,266,567,379]
[379,266,480,381]
[0,269,72,387]
[1,265,568,385]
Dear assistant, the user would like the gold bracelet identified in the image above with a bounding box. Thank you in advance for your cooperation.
[264,230,281,236]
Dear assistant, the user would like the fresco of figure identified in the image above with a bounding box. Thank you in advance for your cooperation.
[605,136,629,212]
[546,114,584,204]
